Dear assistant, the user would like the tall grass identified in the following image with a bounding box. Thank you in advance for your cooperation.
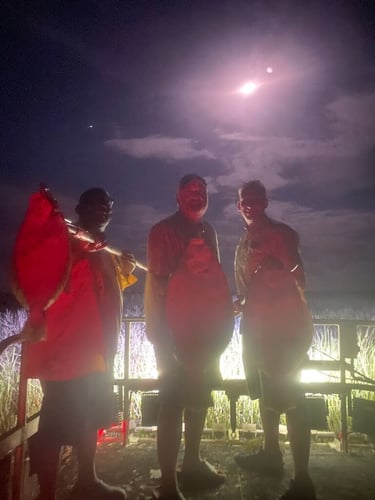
[0,310,43,435]
[353,325,375,401]
[1,296,375,437]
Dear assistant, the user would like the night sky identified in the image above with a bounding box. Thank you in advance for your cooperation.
[1,0,375,294]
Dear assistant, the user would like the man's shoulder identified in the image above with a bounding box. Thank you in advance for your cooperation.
[267,217,297,237]
[236,228,248,245]
[202,218,216,234]
[150,213,216,234]
[150,212,180,233]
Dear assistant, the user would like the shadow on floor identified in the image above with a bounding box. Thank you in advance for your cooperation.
[57,438,375,500]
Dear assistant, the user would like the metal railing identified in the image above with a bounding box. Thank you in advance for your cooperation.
[1,318,375,499]
[118,318,375,454]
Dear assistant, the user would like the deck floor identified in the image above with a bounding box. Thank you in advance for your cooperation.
[55,436,375,500]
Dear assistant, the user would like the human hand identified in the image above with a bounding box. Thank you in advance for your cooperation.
[20,309,47,343]
[79,236,108,253]
[120,252,137,274]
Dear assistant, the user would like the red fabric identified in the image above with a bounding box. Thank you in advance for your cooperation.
[24,241,123,381]
[12,191,71,312]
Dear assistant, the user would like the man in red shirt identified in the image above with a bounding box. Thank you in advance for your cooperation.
[234,180,316,500]
[144,174,233,500]
[25,188,137,500]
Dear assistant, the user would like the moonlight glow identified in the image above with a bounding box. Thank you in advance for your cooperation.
[237,81,259,96]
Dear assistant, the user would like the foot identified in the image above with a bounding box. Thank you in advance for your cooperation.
[152,486,186,500]
[279,478,317,500]
[234,449,284,475]
[69,479,127,500]
[177,459,225,490]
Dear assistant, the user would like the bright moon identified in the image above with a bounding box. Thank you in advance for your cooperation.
[237,81,259,96]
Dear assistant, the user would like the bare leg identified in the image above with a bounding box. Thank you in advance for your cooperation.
[260,400,282,457]
[75,428,98,486]
[286,407,311,480]
[29,440,60,500]
[180,406,225,489]
[157,403,184,495]
[181,407,206,468]
[71,426,127,499]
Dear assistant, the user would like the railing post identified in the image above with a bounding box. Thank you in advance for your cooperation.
[12,344,28,500]
[122,319,131,446]
[339,321,350,453]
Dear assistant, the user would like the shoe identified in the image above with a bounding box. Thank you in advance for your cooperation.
[279,478,317,500]
[234,449,284,475]
[69,479,127,499]
[177,459,226,490]
[151,487,186,499]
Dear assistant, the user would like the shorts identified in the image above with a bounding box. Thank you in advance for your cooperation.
[242,334,304,413]
[153,344,220,410]
[33,372,116,446]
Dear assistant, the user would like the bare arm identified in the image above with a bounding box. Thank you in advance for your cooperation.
[276,227,306,289]
[144,224,175,350]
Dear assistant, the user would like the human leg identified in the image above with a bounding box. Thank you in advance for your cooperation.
[260,400,282,456]
[278,400,316,499]
[151,344,186,498]
[234,398,284,475]
[75,426,99,485]
[286,403,311,480]
[156,402,185,498]
[178,372,225,489]
[235,342,283,474]
[181,407,206,467]
[70,375,127,499]
[70,426,126,499]
[29,434,61,500]
[29,381,64,500]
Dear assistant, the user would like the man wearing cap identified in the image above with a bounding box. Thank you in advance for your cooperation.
[145,174,232,500]
[25,188,137,500]
[234,180,316,500]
